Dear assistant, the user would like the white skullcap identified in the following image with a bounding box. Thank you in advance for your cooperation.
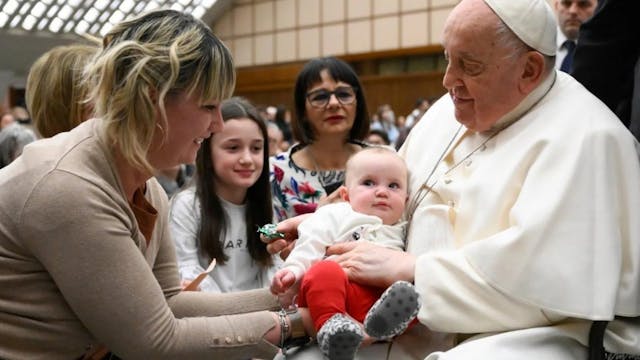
[483,0,557,56]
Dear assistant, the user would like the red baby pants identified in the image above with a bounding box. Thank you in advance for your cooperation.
[296,260,384,331]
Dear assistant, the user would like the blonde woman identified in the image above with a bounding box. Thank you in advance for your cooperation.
[0,10,310,359]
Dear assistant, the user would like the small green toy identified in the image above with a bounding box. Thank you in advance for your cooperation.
[258,224,284,242]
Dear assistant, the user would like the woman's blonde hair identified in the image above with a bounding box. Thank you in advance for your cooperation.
[26,43,98,138]
[84,9,235,172]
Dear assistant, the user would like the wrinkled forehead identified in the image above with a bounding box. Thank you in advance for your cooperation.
[442,0,497,48]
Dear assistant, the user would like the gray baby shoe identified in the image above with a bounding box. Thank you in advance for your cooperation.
[317,313,364,360]
[364,280,421,339]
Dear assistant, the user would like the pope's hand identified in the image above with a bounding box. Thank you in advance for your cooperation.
[326,241,416,288]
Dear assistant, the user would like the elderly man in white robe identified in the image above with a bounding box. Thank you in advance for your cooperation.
[270,0,640,359]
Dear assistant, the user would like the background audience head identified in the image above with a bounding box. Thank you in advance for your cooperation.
[413,97,432,118]
[84,9,235,173]
[0,123,37,168]
[267,122,284,156]
[10,106,30,125]
[366,129,390,146]
[26,43,99,138]
[292,57,369,144]
[554,0,596,41]
[0,112,15,131]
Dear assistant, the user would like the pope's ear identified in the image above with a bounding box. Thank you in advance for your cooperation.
[339,186,349,202]
[519,51,545,94]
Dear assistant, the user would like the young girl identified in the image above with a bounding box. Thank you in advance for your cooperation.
[170,97,278,293]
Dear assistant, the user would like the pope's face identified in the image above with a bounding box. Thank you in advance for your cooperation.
[441,0,529,132]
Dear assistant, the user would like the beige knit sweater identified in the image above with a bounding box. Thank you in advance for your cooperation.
[0,119,280,359]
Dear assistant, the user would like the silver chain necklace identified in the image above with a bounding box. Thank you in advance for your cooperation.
[406,122,511,226]
[406,75,556,230]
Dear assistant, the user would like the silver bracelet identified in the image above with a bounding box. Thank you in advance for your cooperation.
[278,309,290,350]
[278,305,311,356]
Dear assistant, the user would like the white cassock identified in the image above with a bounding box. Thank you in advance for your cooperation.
[399,71,640,359]
[274,71,640,360]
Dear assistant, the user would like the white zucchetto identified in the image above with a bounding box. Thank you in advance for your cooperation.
[483,0,557,56]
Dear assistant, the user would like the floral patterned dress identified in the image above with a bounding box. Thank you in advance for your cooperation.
[269,142,365,221]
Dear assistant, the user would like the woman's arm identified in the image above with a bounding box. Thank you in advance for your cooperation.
[21,173,281,358]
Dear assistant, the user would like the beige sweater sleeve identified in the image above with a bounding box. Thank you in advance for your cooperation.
[18,170,280,359]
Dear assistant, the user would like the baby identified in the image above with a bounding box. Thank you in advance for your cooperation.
[270,146,421,360]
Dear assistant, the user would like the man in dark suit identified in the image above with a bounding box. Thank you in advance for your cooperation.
[553,0,596,72]
[571,0,640,140]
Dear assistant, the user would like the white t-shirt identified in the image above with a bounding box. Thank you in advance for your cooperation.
[169,187,280,293]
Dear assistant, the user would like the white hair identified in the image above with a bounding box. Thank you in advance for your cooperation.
[0,123,37,168]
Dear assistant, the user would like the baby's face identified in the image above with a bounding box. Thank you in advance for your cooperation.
[344,151,408,225]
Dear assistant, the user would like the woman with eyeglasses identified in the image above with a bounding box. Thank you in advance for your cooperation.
[270,57,370,222]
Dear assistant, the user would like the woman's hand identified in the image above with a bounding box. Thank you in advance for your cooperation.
[263,307,316,347]
[263,214,311,260]
[326,242,416,288]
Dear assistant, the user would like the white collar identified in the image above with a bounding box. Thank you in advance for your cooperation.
[555,27,577,50]
[556,27,567,50]
[487,70,557,133]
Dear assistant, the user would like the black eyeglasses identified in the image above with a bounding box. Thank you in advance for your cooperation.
[306,86,357,108]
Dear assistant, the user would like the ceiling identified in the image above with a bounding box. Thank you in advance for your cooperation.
[0,0,232,78]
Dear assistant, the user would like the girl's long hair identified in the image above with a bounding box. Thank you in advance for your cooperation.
[194,97,272,267]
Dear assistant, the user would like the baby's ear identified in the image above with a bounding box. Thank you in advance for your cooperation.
[339,186,349,201]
